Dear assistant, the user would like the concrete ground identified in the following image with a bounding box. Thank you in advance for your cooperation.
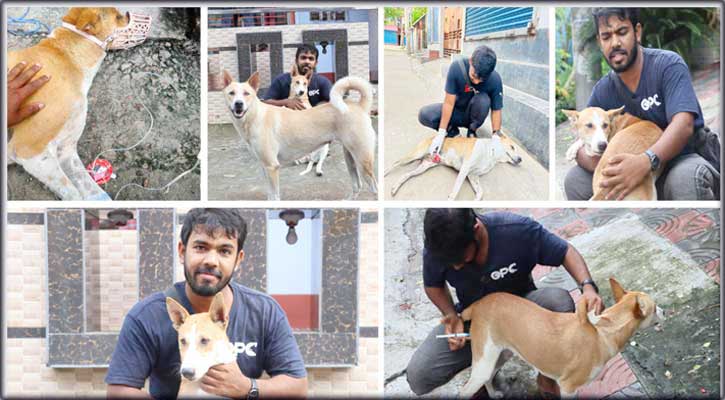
[6,7,200,200]
[555,63,721,200]
[384,208,720,398]
[207,117,378,201]
[383,48,549,201]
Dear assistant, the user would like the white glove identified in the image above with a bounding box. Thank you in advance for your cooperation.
[428,128,447,156]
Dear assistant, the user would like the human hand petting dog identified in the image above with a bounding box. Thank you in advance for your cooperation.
[200,361,249,398]
[599,153,651,200]
[285,97,307,110]
[7,61,50,127]
[441,313,466,351]
[428,128,447,158]
[581,286,605,315]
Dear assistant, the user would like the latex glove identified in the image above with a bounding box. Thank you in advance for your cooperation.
[428,128,447,157]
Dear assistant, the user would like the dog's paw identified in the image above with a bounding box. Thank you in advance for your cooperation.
[565,140,583,161]
[316,172,323,177]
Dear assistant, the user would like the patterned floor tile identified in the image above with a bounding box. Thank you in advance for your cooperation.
[649,210,716,244]
[576,209,631,229]
[578,354,637,398]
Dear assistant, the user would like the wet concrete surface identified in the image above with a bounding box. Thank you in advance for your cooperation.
[6,7,200,200]
[383,48,549,201]
[384,208,720,398]
[207,119,378,201]
[555,63,721,200]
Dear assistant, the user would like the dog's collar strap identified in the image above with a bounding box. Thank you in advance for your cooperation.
[61,22,114,50]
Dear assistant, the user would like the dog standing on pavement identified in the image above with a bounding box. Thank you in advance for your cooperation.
[7,7,142,200]
[222,70,377,200]
[459,278,663,398]
[166,292,236,398]
[384,132,523,200]
[286,64,330,177]
[564,106,663,200]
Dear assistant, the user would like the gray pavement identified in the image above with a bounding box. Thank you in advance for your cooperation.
[383,48,549,201]
[207,118,378,201]
[384,208,720,398]
[7,7,200,200]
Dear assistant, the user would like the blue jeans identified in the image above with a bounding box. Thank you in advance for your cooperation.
[418,92,491,137]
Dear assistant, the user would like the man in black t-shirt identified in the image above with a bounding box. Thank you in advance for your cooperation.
[263,44,332,110]
[406,209,604,397]
[419,45,505,157]
[565,8,720,200]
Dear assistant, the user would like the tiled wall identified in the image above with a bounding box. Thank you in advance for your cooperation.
[5,209,380,397]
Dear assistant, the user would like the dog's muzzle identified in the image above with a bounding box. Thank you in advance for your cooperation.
[107,12,152,50]
[180,367,196,381]
[231,102,247,119]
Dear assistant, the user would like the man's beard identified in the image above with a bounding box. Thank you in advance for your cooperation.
[297,63,313,74]
[606,43,638,73]
[183,258,235,296]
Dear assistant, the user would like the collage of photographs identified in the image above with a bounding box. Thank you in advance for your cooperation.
[1,3,721,399]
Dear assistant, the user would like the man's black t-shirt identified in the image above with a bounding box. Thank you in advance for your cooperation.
[264,72,332,107]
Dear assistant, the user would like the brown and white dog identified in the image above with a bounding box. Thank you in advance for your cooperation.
[564,106,663,200]
[287,65,330,177]
[384,132,523,201]
[7,7,139,200]
[459,278,663,398]
[166,292,236,398]
[222,70,377,200]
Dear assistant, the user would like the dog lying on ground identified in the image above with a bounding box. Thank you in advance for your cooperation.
[286,65,329,177]
[564,106,663,200]
[223,70,377,200]
[166,292,236,398]
[459,278,663,398]
[7,7,144,200]
[384,132,523,200]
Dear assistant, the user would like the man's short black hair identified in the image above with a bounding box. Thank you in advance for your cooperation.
[591,8,640,35]
[470,45,497,81]
[424,208,477,263]
[296,44,319,60]
[181,208,248,252]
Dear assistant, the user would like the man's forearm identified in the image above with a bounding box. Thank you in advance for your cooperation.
[575,146,601,173]
[107,384,153,399]
[491,109,502,132]
[424,286,458,316]
[650,112,694,163]
[257,374,308,398]
[561,244,593,284]
[262,98,287,107]
[438,94,456,132]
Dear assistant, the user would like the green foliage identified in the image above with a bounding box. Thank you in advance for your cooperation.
[639,8,720,66]
[410,7,427,25]
[384,7,403,25]
[555,9,575,125]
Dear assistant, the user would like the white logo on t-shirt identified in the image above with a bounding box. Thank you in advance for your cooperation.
[490,263,517,280]
[640,94,662,111]
[308,89,320,97]
[234,342,258,357]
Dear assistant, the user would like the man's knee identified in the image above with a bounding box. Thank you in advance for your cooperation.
[530,287,575,313]
[406,354,434,395]
[564,166,593,200]
[663,155,718,200]
[418,104,441,130]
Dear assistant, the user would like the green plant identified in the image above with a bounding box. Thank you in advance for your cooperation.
[384,7,403,25]
[410,7,427,25]
[639,8,720,66]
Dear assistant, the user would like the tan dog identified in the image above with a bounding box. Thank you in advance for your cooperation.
[7,7,135,200]
[166,292,236,398]
[222,70,377,200]
[287,65,330,177]
[564,107,663,200]
[459,278,663,398]
[384,132,523,201]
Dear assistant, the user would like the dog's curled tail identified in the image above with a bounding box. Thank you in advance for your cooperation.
[330,76,372,114]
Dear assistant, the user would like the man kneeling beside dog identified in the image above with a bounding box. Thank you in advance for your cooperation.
[407,209,662,398]
[106,209,307,398]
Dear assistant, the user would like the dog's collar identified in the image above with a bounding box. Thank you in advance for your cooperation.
[61,22,114,51]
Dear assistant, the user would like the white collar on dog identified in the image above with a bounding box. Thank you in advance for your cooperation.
[61,22,114,50]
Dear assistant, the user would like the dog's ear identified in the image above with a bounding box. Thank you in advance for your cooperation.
[609,277,627,302]
[606,106,626,120]
[291,64,298,76]
[222,70,234,88]
[248,72,261,91]
[209,292,229,329]
[62,8,82,25]
[166,297,189,331]
[74,8,101,35]
[562,109,579,124]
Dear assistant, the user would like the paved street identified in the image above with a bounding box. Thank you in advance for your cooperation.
[384,208,720,398]
[383,48,549,201]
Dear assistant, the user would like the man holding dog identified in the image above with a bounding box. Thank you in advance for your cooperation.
[420,45,504,157]
[406,208,604,397]
[565,7,720,200]
[106,208,308,399]
[264,43,332,110]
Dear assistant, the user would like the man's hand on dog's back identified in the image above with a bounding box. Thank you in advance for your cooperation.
[7,61,49,127]
[285,98,307,110]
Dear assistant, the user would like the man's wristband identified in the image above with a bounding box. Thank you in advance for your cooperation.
[247,377,259,400]
[579,279,599,294]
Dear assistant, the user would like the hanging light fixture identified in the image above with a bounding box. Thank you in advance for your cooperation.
[279,209,305,245]
[320,40,329,54]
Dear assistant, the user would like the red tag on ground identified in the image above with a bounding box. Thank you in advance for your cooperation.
[86,159,114,185]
